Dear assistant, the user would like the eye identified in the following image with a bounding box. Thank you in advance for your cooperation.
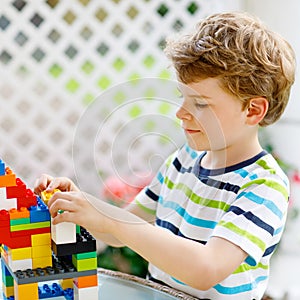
[194,102,208,109]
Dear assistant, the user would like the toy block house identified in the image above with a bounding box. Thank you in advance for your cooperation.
[0,159,99,300]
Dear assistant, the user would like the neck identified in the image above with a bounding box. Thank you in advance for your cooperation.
[201,136,263,170]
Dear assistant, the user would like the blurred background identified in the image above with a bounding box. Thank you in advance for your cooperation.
[0,0,299,299]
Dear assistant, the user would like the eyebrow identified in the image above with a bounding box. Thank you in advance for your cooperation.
[186,94,211,100]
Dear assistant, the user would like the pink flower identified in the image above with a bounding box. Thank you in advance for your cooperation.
[102,173,153,207]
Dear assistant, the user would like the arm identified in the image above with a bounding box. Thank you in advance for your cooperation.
[48,191,247,290]
[34,175,155,247]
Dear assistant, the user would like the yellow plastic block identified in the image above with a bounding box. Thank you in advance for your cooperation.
[32,256,52,269]
[41,189,60,205]
[31,245,52,258]
[60,278,74,290]
[3,285,14,298]
[14,281,38,300]
[31,233,51,246]
[10,247,32,260]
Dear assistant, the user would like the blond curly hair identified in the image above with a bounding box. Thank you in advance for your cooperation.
[164,12,296,126]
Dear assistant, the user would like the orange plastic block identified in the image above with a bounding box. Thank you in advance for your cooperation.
[0,167,16,187]
[9,207,30,219]
[74,274,98,288]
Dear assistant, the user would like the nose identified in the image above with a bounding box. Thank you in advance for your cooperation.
[176,103,191,121]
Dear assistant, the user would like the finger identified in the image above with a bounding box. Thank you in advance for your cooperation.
[34,174,53,194]
[51,211,76,225]
[47,191,71,207]
[48,198,76,217]
[45,178,62,192]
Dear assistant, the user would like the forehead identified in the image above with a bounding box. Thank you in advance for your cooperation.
[178,78,224,97]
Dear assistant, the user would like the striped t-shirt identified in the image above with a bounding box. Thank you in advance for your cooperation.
[135,144,289,299]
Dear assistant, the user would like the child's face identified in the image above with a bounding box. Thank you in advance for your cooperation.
[176,77,248,152]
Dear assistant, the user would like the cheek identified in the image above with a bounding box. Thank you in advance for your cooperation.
[200,112,230,147]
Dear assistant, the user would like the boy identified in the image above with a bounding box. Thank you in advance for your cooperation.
[34,12,296,299]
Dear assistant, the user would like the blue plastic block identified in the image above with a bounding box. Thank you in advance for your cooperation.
[1,257,11,276]
[29,196,50,223]
[2,294,14,300]
[0,159,5,175]
[38,282,64,298]
[63,288,74,300]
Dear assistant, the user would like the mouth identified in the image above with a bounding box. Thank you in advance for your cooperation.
[183,128,201,134]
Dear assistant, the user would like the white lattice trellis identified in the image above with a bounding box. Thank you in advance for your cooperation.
[0,0,241,194]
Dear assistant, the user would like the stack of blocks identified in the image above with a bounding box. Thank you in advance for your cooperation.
[0,159,99,300]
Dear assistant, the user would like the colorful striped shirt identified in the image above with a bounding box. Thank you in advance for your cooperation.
[135,144,289,299]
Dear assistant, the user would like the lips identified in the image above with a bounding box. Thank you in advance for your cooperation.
[183,128,201,134]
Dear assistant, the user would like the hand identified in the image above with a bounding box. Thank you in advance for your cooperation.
[34,174,80,195]
[47,191,109,236]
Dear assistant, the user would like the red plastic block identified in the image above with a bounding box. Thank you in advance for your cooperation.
[0,209,10,227]
[6,178,27,198]
[17,189,37,209]
[0,229,32,249]
[10,226,50,238]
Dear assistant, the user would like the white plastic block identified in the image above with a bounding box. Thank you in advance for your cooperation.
[0,187,7,201]
[73,284,98,300]
[8,257,33,272]
[51,218,76,244]
[0,196,17,210]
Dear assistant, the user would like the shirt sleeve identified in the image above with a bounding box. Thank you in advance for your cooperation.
[212,173,289,265]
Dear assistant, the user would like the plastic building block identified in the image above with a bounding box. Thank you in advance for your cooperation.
[59,278,73,290]
[0,159,5,175]
[17,189,37,210]
[10,220,50,232]
[51,219,76,245]
[38,282,63,298]
[73,274,97,288]
[0,167,16,188]
[9,247,32,260]
[14,280,38,300]
[41,189,60,205]
[72,256,97,272]
[0,187,7,201]
[32,255,52,269]
[2,254,96,285]
[10,226,50,238]
[63,287,74,300]
[6,178,27,199]
[0,209,10,228]
[3,285,14,298]
[31,233,51,246]
[0,158,99,300]
[8,257,33,272]
[51,229,96,257]
[29,197,50,223]
[73,284,98,300]
[32,245,52,258]
[1,197,17,211]
[9,207,30,220]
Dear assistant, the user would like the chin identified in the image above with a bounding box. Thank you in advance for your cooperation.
[186,140,208,152]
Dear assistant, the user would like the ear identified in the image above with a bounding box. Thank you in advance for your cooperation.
[245,97,269,126]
